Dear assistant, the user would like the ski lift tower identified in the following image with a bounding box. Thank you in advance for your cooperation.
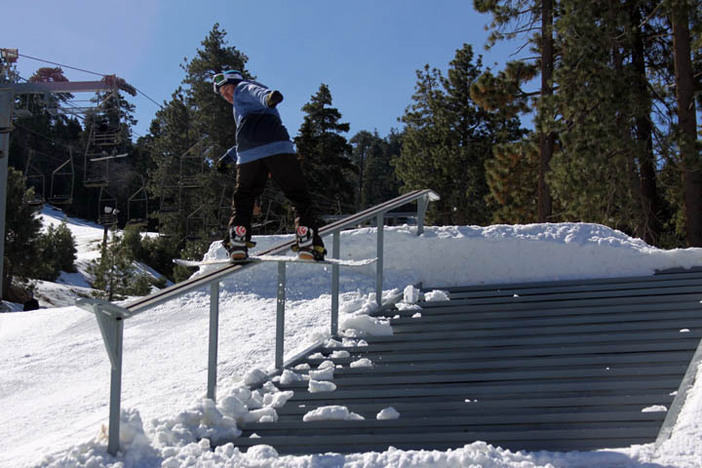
[0,48,119,299]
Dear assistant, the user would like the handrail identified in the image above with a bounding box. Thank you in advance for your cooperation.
[125,189,439,314]
[76,188,439,455]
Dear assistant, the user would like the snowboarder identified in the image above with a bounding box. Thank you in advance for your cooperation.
[213,70,326,261]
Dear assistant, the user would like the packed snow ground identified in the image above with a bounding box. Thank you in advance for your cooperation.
[2,206,702,467]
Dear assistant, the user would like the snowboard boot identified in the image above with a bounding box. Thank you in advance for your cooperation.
[224,226,255,261]
[293,226,326,261]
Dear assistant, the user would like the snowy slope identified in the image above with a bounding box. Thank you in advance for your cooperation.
[2,209,702,467]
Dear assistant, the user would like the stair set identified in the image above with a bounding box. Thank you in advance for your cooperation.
[234,269,702,454]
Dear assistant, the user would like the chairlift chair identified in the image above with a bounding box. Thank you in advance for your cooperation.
[23,151,46,206]
[127,185,149,227]
[49,150,75,205]
[185,205,206,241]
[97,188,119,226]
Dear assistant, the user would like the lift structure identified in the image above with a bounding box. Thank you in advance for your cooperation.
[83,91,125,188]
[1,47,120,298]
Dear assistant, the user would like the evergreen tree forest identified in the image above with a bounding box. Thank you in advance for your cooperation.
[471,0,701,247]
[1,4,700,297]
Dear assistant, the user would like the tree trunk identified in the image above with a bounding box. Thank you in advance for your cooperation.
[538,0,554,222]
[671,0,701,246]
[631,3,660,245]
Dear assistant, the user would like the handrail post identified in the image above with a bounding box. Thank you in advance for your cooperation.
[417,194,430,236]
[331,231,341,336]
[376,213,384,307]
[76,298,128,457]
[275,261,286,369]
[107,317,123,456]
[207,282,220,401]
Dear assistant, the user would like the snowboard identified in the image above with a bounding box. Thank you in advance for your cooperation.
[174,254,377,268]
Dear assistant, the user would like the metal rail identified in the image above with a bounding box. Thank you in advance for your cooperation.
[76,189,439,455]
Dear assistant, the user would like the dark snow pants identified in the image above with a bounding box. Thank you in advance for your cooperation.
[228,153,322,244]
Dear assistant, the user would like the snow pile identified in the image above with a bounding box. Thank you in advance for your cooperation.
[308,380,337,393]
[303,406,364,422]
[350,358,374,368]
[341,313,393,337]
[425,289,450,302]
[403,284,421,303]
[3,211,702,467]
[376,407,400,420]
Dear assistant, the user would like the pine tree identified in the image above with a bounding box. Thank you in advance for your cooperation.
[350,130,401,209]
[546,0,667,241]
[397,44,524,225]
[34,221,78,280]
[473,0,556,221]
[294,84,357,215]
[485,137,540,223]
[88,230,151,301]
[667,0,701,246]
[2,168,43,299]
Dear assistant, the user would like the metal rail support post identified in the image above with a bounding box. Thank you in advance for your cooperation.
[417,193,430,236]
[376,213,385,307]
[76,298,131,456]
[330,231,341,335]
[275,261,286,369]
[207,282,220,401]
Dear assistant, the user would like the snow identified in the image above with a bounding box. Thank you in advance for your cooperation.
[425,289,450,302]
[2,207,702,467]
[307,380,337,393]
[302,406,364,422]
[350,358,374,369]
[376,407,401,420]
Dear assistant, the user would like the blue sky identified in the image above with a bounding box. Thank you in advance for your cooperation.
[3,0,520,141]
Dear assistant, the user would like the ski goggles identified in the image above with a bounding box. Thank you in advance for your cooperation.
[213,71,243,88]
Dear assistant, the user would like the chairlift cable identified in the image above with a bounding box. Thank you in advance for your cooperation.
[17,53,106,77]
[17,53,164,110]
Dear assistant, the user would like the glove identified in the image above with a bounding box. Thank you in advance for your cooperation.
[216,150,235,174]
[266,90,283,108]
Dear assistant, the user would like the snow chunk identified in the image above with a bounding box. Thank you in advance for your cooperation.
[642,405,668,413]
[243,368,268,387]
[350,358,374,368]
[309,366,334,381]
[342,314,393,336]
[262,390,294,409]
[324,338,343,348]
[308,380,337,393]
[245,444,278,460]
[218,395,249,420]
[303,405,364,422]
[425,289,450,302]
[377,407,400,420]
[403,285,421,304]
[331,350,351,359]
[279,369,304,385]
[317,360,335,369]
[396,302,423,311]
[243,407,279,424]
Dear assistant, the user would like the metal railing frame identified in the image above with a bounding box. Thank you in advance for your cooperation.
[76,189,439,455]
